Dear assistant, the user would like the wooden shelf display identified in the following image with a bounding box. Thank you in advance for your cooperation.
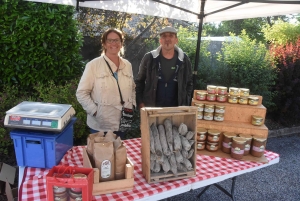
[192,90,268,139]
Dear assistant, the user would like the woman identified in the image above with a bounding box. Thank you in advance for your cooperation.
[76,28,136,139]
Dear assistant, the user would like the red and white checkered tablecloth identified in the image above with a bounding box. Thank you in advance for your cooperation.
[19,138,279,201]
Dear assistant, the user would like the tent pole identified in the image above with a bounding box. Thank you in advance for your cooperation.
[193,0,206,92]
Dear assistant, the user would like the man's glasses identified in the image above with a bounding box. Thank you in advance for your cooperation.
[107,39,121,44]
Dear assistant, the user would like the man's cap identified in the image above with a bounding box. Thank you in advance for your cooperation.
[159,26,177,35]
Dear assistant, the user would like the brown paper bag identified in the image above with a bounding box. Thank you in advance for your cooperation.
[94,142,115,182]
[113,137,127,180]
[87,132,105,156]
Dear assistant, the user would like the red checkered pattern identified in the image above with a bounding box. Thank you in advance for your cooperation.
[19,138,279,201]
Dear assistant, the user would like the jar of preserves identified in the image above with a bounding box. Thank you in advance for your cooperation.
[231,137,247,160]
[251,137,267,157]
[217,94,227,102]
[217,86,228,95]
[54,191,68,201]
[197,128,207,141]
[228,95,238,104]
[197,111,203,120]
[53,186,67,194]
[203,112,214,121]
[206,141,219,152]
[215,105,225,113]
[197,141,205,150]
[229,87,239,96]
[207,85,217,94]
[207,129,221,142]
[68,189,82,201]
[206,94,216,101]
[214,113,224,122]
[239,88,250,96]
[222,132,237,154]
[196,91,207,101]
[248,96,259,106]
[251,115,264,126]
[238,134,253,155]
[194,103,204,112]
[204,104,215,113]
[238,96,248,105]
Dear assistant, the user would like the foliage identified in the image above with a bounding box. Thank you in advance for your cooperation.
[0,85,32,155]
[262,20,300,46]
[269,38,300,120]
[215,31,277,109]
[204,16,289,43]
[0,0,84,91]
[33,80,89,145]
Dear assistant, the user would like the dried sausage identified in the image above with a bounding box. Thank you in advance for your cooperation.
[158,124,171,156]
[172,126,182,151]
[163,119,174,152]
[151,123,163,157]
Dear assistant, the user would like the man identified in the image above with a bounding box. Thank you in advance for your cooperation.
[135,26,193,108]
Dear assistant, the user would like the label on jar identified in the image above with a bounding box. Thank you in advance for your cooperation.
[252,145,265,152]
[214,115,224,121]
[197,114,203,120]
[204,115,213,120]
[245,144,250,151]
[231,147,244,155]
[209,145,216,149]
[222,142,231,148]
[101,160,111,178]
[197,107,204,112]
[197,143,203,148]
[204,108,214,113]
[199,134,205,140]
[213,136,219,140]
[215,108,225,113]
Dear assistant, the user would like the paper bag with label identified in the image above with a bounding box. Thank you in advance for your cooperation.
[94,141,115,182]
[113,137,127,180]
[87,132,105,156]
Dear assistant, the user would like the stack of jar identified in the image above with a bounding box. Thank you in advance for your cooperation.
[197,128,221,152]
[53,173,85,201]
[221,132,267,159]
[228,87,260,106]
[200,104,226,122]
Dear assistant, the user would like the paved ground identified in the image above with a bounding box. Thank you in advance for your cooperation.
[163,132,300,201]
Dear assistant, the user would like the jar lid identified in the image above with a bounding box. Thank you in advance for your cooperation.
[206,141,218,145]
[232,137,247,144]
[253,137,266,142]
[229,87,239,91]
[248,96,259,100]
[197,91,207,95]
[208,129,221,135]
[239,88,249,92]
[214,113,224,116]
[197,127,207,134]
[205,104,215,108]
[207,85,217,89]
[223,132,236,138]
[218,86,227,90]
[238,134,253,139]
[239,96,248,99]
[215,105,225,109]
[252,115,263,120]
[228,95,238,98]
[194,103,204,106]
[73,173,87,178]
[217,94,227,97]
[207,94,216,96]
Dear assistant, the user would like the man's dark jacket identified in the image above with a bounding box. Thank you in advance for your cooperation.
[135,46,193,107]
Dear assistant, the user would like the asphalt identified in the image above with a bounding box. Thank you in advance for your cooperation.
[161,127,300,201]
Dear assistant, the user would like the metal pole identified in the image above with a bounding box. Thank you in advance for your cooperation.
[193,0,206,91]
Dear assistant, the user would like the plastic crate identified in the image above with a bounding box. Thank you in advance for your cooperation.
[10,117,76,168]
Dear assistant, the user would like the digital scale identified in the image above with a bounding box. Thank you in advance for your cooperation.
[4,101,76,132]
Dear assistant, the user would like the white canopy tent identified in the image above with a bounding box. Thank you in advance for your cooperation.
[25,0,300,85]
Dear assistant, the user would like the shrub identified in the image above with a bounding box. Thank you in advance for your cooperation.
[215,31,277,109]
[0,0,84,91]
[269,38,300,120]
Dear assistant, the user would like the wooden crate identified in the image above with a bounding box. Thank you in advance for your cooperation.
[82,148,134,195]
[140,106,197,183]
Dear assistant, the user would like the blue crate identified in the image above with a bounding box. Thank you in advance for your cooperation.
[10,117,76,169]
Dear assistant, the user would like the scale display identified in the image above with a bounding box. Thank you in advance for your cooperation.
[4,101,75,132]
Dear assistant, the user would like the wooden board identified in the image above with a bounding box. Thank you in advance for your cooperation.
[82,148,134,195]
[192,99,266,124]
[197,120,269,138]
[140,106,197,183]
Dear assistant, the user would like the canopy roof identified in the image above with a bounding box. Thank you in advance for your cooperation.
[26,0,300,23]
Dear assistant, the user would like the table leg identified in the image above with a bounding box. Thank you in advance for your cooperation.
[197,176,237,201]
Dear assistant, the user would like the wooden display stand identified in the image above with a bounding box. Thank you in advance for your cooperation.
[193,90,269,163]
[140,106,197,183]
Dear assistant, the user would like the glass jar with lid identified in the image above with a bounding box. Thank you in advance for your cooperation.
[207,129,221,142]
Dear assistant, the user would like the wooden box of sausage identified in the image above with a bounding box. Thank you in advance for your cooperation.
[140,106,197,183]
